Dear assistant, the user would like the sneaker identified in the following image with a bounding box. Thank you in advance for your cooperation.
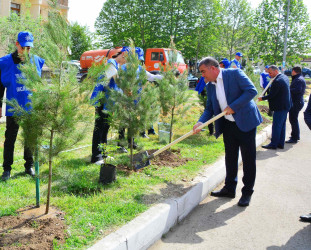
[25,167,35,177]
[91,154,103,163]
[1,170,11,181]
[117,146,128,153]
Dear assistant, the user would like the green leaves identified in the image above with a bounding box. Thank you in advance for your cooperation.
[251,0,311,65]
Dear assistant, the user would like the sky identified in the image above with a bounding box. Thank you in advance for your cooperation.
[67,0,106,32]
[68,0,311,33]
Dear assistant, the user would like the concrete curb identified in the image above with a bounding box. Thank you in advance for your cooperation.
[89,125,272,250]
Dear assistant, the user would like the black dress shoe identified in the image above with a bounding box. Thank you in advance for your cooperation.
[211,188,235,198]
[300,213,311,222]
[262,144,277,149]
[238,195,252,207]
[25,167,35,177]
[277,145,284,149]
[1,170,11,181]
[285,139,297,143]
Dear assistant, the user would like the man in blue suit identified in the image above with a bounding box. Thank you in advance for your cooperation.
[258,65,292,149]
[193,57,262,207]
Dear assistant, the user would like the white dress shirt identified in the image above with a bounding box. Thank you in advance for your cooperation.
[211,69,235,122]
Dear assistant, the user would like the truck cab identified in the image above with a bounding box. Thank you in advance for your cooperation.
[145,48,187,74]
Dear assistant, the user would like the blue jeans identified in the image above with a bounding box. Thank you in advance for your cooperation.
[271,110,288,147]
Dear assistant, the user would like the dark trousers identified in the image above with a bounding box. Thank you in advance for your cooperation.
[271,110,288,147]
[289,103,304,140]
[119,128,135,144]
[223,119,256,196]
[3,116,33,171]
[91,107,110,161]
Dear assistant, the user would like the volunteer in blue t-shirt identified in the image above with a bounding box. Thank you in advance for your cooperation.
[0,31,45,181]
[231,52,243,69]
[90,52,126,164]
[260,65,271,89]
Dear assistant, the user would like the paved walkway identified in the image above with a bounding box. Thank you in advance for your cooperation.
[150,111,311,250]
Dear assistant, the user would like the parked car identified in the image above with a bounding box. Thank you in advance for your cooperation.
[284,67,311,78]
[188,73,199,88]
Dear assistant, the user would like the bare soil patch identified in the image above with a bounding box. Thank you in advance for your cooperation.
[0,206,66,250]
[147,148,195,167]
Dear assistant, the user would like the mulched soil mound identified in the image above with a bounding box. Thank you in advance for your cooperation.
[0,206,66,250]
[146,148,194,167]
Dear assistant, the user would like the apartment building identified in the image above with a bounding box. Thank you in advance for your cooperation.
[0,0,68,19]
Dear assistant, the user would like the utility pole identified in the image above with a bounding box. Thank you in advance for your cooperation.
[282,0,290,73]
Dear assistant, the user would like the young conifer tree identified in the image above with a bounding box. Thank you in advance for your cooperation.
[8,1,102,214]
[108,41,160,170]
[157,38,191,143]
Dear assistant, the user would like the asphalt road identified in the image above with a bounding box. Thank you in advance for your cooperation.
[150,110,311,250]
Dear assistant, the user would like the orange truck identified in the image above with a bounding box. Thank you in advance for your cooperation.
[79,48,187,81]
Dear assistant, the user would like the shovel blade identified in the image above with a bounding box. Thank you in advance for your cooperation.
[133,150,150,170]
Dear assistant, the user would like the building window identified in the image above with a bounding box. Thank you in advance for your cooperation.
[11,3,21,15]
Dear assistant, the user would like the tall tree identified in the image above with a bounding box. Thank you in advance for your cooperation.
[94,0,198,54]
[218,0,255,60]
[69,22,93,60]
[251,0,311,65]
[9,1,95,214]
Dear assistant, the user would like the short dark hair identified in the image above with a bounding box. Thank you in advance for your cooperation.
[268,65,279,71]
[198,57,219,69]
[292,66,302,74]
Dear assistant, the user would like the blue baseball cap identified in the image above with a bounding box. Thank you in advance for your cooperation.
[265,65,269,69]
[220,58,231,68]
[236,52,243,57]
[17,31,34,47]
[121,46,144,61]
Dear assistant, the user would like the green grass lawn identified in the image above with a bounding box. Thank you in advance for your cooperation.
[0,90,271,249]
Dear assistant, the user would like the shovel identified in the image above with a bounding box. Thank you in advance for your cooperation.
[134,111,227,170]
[256,77,274,103]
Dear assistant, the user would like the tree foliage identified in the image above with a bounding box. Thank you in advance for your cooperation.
[107,41,160,169]
[218,0,254,60]
[69,22,93,60]
[157,38,191,143]
[95,0,198,55]
[8,1,95,214]
[251,0,311,65]
[0,1,44,55]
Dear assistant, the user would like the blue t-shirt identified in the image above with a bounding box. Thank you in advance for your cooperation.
[260,72,270,89]
[90,59,122,110]
[195,77,206,94]
[0,53,45,116]
[231,58,241,69]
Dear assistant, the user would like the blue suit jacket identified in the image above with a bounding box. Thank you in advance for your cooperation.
[198,68,263,138]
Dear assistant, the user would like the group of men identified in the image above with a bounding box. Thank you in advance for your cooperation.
[192,57,310,222]
[0,31,310,223]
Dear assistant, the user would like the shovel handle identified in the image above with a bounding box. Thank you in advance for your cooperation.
[151,111,227,158]
[256,77,275,104]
